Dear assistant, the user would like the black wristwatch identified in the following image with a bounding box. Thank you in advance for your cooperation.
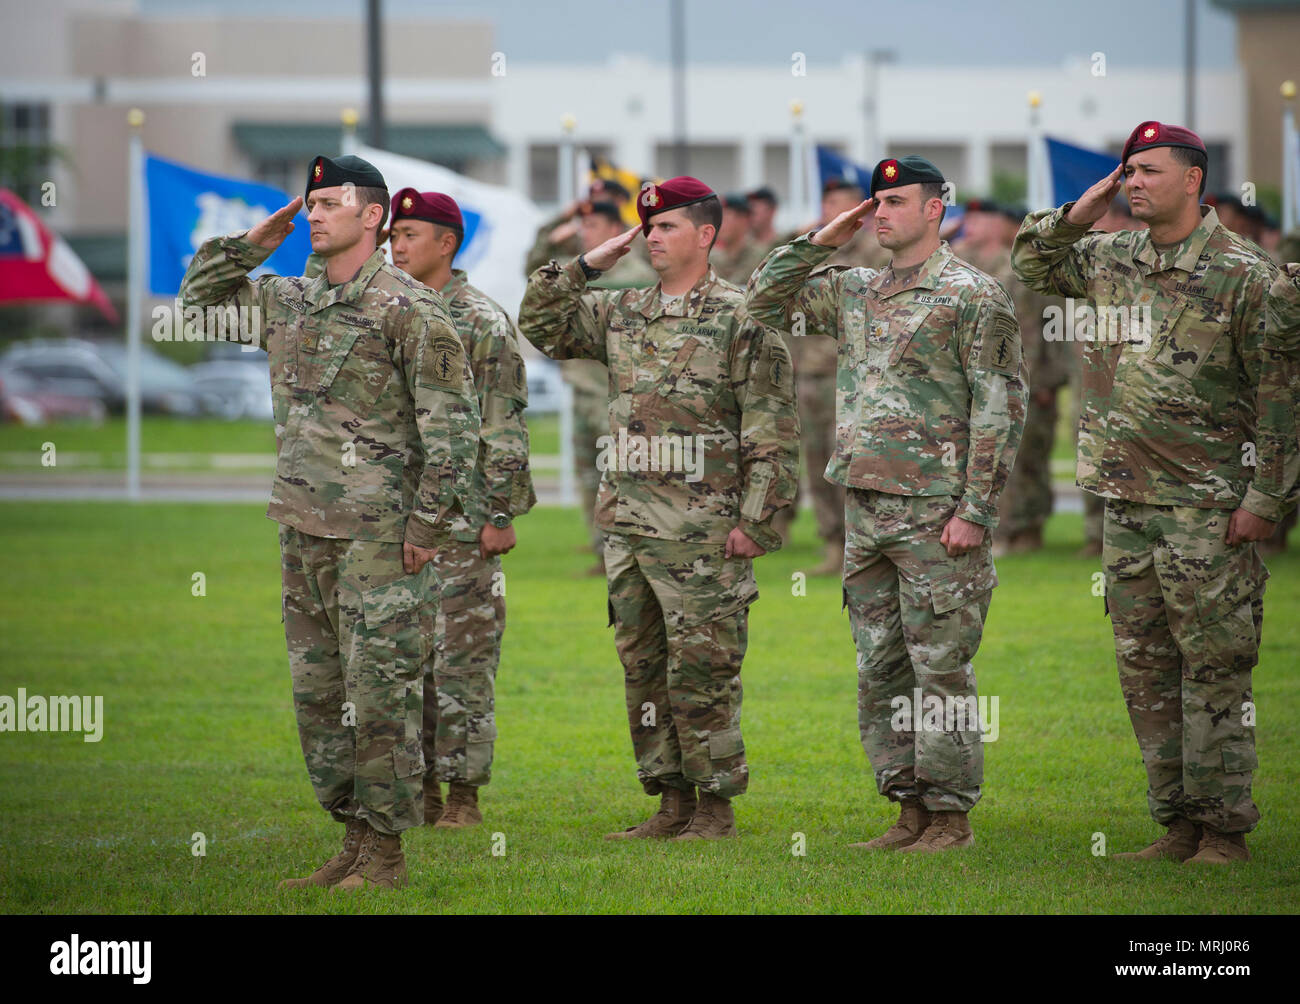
[490,512,512,529]
[578,254,603,280]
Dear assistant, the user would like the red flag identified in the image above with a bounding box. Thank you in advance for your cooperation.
[0,188,119,323]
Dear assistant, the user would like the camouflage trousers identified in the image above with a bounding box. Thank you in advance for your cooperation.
[1103,500,1266,833]
[997,391,1058,538]
[604,532,756,798]
[775,371,845,545]
[280,526,435,836]
[843,490,994,812]
[573,385,607,554]
[422,539,505,787]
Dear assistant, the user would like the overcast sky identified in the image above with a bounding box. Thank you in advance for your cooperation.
[147,0,1241,69]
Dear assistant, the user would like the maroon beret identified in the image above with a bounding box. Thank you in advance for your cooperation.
[390,187,463,230]
[636,176,716,235]
[1121,121,1206,164]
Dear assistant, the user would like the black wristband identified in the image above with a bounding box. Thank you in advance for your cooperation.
[578,254,603,280]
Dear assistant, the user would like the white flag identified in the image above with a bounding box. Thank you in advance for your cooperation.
[354,144,543,316]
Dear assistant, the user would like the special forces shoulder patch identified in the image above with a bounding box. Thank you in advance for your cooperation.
[428,332,465,389]
[756,336,795,401]
[977,309,1022,376]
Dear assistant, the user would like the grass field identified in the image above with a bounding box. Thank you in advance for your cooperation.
[1,502,1297,915]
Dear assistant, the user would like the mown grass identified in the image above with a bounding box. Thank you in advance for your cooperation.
[0,503,1296,914]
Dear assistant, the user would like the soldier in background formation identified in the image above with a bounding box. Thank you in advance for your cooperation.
[181,154,480,890]
[520,176,799,840]
[953,199,1070,555]
[711,193,768,286]
[386,188,537,830]
[747,156,1026,853]
[1014,121,1293,865]
[524,177,635,276]
[746,185,780,250]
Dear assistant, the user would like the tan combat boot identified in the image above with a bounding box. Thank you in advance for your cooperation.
[1114,817,1201,861]
[278,817,368,889]
[673,790,737,840]
[605,786,697,840]
[1185,827,1250,865]
[434,782,483,829]
[849,799,931,850]
[423,776,444,826]
[810,540,844,577]
[898,810,974,853]
[333,824,408,891]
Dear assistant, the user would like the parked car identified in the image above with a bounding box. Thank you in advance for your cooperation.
[189,361,273,421]
[524,356,564,415]
[0,339,205,416]
[0,364,108,425]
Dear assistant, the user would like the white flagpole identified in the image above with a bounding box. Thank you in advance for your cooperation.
[1282,81,1298,233]
[1027,90,1049,211]
[789,101,806,226]
[125,108,145,502]
[341,106,359,155]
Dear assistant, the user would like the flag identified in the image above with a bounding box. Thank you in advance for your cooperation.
[588,155,647,226]
[354,144,543,316]
[0,188,119,322]
[1044,136,1119,208]
[815,146,873,196]
[145,153,311,296]
[1283,106,1300,233]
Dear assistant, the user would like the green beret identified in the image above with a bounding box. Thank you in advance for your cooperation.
[306,154,387,200]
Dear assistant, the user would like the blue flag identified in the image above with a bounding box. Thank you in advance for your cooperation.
[145,153,311,296]
[1044,137,1119,208]
[815,146,873,194]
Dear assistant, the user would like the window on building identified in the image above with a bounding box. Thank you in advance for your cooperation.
[0,102,53,206]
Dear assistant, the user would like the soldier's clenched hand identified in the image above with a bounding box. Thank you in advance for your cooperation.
[1064,165,1123,227]
[940,515,985,557]
[1226,507,1277,546]
[810,198,875,248]
[403,540,438,575]
[246,197,303,251]
[583,225,642,271]
[725,527,766,559]
[479,523,517,558]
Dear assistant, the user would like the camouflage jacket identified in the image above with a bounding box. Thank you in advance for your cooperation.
[1261,263,1300,511]
[1012,204,1289,520]
[519,258,799,551]
[180,236,480,547]
[744,236,1027,530]
[560,255,659,397]
[957,243,1071,391]
[439,269,537,541]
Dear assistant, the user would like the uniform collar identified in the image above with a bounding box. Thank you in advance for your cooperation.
[1133,206,1219,275]
[303,248,389,312]
[439,268,468,298]
[867,241,953,297]
[629,264,720,320]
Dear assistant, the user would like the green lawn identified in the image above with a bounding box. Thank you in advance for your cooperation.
[0,414,561,471]
[1,503,1297,914]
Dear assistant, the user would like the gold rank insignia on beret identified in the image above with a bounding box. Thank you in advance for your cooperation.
[401,196,413,210]
[883,161,898,180]
[313,160,323,181]
[640,182,660,208]
[1143,125,1158,141]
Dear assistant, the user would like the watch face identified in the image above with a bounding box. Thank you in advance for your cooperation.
[491,514,510,529]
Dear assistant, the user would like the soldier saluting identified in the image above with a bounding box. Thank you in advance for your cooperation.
[519,176,799,840]
[745,156,1027,853]
[180,154,480,890]
[1013,122,1292,864]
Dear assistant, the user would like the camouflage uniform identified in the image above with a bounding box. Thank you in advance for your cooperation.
[423,269,536,789]
[746,236,1027,812]
[519,258,799,798]
[774,232,892,545]
[180,236,479,835]
[1013,204,1293,833]
[560,255,659,554]
[958,244,1070,541]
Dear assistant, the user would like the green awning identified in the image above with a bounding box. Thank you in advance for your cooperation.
[232,123,506,163]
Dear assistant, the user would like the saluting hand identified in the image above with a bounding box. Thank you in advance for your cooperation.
[1064,165,1124,227]
[583,225,642,272]
[810,198,875,249]
[247,197,303,252]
